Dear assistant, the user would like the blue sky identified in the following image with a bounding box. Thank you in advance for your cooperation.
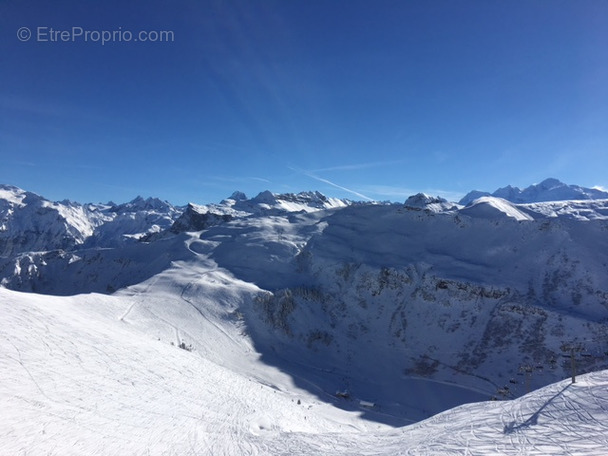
[1,0,607,205]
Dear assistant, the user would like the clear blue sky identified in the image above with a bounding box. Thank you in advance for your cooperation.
[1,0,607,205]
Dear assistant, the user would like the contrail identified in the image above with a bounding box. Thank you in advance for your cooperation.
[303,172,374,201]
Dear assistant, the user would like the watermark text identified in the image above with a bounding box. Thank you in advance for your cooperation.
[17,26,174,45]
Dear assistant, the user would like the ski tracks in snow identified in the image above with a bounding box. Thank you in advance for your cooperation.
[119,276,162,322]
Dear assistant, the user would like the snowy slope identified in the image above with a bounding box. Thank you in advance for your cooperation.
[0,233,192,294]
[459,196,534,221]
[0,285,373,455]
[2,285,608,455]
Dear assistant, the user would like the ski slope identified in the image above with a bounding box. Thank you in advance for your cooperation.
[0,285,379,455]
[2,283,608,455]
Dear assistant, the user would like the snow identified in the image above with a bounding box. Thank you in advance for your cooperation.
[0,185,182,258]
[2,284,608,455]
[3,188,608,401]
[0,186,26,207]
[403,193,458,213]
[0,272,396,455]
[43,199,99,239]
[399,371,608,455]
[521,199,608,220]
[2,180,608,454]
[233,190,350,214]
[460,196,534,221]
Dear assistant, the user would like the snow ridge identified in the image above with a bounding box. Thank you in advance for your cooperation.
[460,178,608,205]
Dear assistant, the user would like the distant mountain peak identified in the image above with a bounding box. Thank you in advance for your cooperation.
[460,178,608,205]
[251,190,277,204]
[404,193,454,212]
[109,196,174,213]
[0,185,182,256]
[0,184,28,207]
[232,190,349,213]
[0,184,24,192]
[405,193,445,206]
[228,191,248,201]
[170,204,232,233]
[538,177,564,189]
[459,196,534,221]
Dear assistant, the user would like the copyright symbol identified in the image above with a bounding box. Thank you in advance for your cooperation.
[17,27,31,41]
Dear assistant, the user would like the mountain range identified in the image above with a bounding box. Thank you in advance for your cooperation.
[459,177,608,205]
[1,178,608,454]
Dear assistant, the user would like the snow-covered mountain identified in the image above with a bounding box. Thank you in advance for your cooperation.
[87,196,181,247]
[238,189,351,214]
[0,187,353,293]
[2,180,608,453]
[403,193,458,212]
[0,184,182,257]
[171,190,352,232]
[0,184,102,257]
[460,178,608,205]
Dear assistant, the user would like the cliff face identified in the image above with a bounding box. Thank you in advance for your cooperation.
[242,203,608,402]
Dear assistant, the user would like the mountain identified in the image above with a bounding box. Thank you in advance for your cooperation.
[459,196,534,221]
[0,185,182,257]
[403,193,457,212]
[169,203,234,233]
[219,189,351,216]
[0,184,104,257]
[2,181,608,453]
[460,178,608,205]
[85,196,182,248]
[168,190,352,233]
[242,190,350,213]
[0,187,353,292]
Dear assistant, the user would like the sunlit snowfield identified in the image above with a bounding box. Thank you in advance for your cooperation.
[2,285,608,455]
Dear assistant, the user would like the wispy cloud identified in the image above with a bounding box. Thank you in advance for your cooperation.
[250,177,272,183]
[290,164,466,202]
[198,141,252,152]
[5,159,38,167]
[310,159,408,173]
[359,185,416,199]
[207,175,271,184]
